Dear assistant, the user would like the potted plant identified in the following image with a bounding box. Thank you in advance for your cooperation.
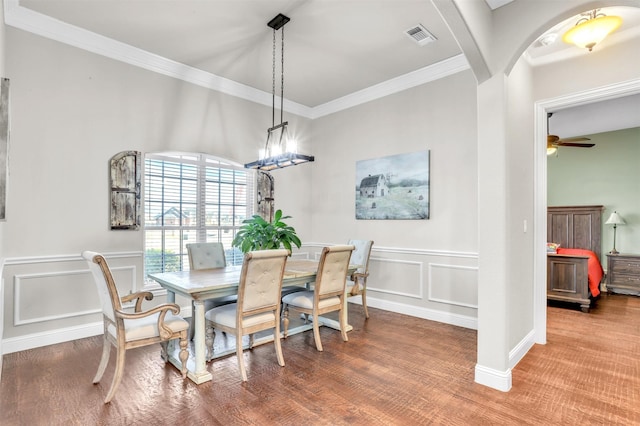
[232,209,302,253]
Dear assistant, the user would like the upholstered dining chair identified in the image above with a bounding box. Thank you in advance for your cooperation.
[282,244,355,351]
[346,239,374,319]
[204,249,289,381]
[82,251,189,404]
[186,242,237,339]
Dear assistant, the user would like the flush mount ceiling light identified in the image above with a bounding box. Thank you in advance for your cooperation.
[562,9,622,52]
[244,13,314,171]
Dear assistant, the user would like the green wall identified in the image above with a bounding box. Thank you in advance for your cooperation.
[548,127,640,259]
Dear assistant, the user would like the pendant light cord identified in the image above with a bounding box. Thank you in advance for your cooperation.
[271,27,276,129]
[280,25,285,126]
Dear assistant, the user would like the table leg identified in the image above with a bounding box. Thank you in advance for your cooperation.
[188,300,212,384]
[165,292,212,384]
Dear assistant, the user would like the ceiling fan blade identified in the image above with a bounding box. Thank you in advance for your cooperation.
[556,136,591,143]
[556,142,595,148]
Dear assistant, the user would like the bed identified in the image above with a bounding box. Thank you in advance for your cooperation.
[547,205,605,312]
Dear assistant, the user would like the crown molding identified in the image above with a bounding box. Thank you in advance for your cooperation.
[311,54,469,119]
[5,0,469,119]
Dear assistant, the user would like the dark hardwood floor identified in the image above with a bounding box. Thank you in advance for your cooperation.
[1,293,639,425]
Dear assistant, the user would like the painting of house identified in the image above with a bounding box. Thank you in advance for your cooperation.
[359,174,388,198]
[355,151,430,220]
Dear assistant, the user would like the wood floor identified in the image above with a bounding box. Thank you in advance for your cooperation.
[1,293,639,425]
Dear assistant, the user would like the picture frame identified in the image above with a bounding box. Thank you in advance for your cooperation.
[355,150,430,220]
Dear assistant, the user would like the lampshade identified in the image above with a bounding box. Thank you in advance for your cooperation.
[605,211,626,226]
[563,11,622,52]
[244,13,314,171]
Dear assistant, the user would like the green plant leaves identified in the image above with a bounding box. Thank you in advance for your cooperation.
[232,209,301,253]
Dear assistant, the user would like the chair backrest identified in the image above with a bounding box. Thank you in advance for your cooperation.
[237,249,290,316]
[315,245,355,297]
[348,239,373,275]
[82,251,120,322]
[187,242,226,270]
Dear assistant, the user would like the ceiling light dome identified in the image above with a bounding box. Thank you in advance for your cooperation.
[563,10,622,51]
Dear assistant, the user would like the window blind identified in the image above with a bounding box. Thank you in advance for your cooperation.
[144,152,255,278]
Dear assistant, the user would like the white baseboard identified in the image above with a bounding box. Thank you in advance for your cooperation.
[509,329,536,370]
[2,322,104,354]
[352,295,477,330]
[474,364,512,392]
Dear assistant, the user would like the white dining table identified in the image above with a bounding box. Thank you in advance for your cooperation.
[149,259,356,384]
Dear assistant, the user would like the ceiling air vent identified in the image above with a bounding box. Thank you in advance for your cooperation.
[404,24,437,46]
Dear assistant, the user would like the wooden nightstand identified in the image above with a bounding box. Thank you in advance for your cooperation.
[606,253,640,295]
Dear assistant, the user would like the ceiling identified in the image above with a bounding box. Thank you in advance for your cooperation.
[10,1,640,119]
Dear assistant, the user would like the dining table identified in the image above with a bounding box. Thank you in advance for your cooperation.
[149,258,356,384]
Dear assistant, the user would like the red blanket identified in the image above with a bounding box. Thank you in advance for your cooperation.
[556,248,603,297]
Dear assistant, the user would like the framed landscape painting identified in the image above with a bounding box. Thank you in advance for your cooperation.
[355,150,430,220]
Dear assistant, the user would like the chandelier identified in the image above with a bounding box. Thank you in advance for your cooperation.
[244,13,314,171]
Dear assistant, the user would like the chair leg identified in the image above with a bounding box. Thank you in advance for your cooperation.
[283,305,290,339]
[274,320,285,367]
[178,333,189,379]
[104,344,126,404]
[93,335,111,384]
[339,306,349,342]
[237,333,247,382]
[312,313,323,352]
[160,342,168,362]
[205,324,214,361]
[361,288,369,319]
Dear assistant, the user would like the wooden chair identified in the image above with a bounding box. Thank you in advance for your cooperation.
[282,245,355,351]
[346,239,374,319]
[204,249,289,381]
[82,251,189,404]
[186,242,237,339]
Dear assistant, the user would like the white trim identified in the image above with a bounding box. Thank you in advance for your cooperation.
[303,242,478,259]
[310,55,470,119]
[3,0,469,119]
[474,364,512,392]
[533,78,640,345]
[3,251,142,265]
[509,329,536,370]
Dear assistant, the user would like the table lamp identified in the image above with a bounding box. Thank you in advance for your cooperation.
[605,211,625,254]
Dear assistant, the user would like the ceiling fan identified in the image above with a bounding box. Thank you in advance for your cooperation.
[547,112,595,155]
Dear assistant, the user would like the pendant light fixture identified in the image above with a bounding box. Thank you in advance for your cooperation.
[562,9,622,52]
[244,13,314,171]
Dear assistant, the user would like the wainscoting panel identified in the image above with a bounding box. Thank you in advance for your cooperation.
[1,252,143,354]
[368,257,423,299]
[13,265,136,326]
[428,263,478,308]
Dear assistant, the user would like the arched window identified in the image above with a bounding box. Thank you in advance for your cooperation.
[144,152,254,279]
